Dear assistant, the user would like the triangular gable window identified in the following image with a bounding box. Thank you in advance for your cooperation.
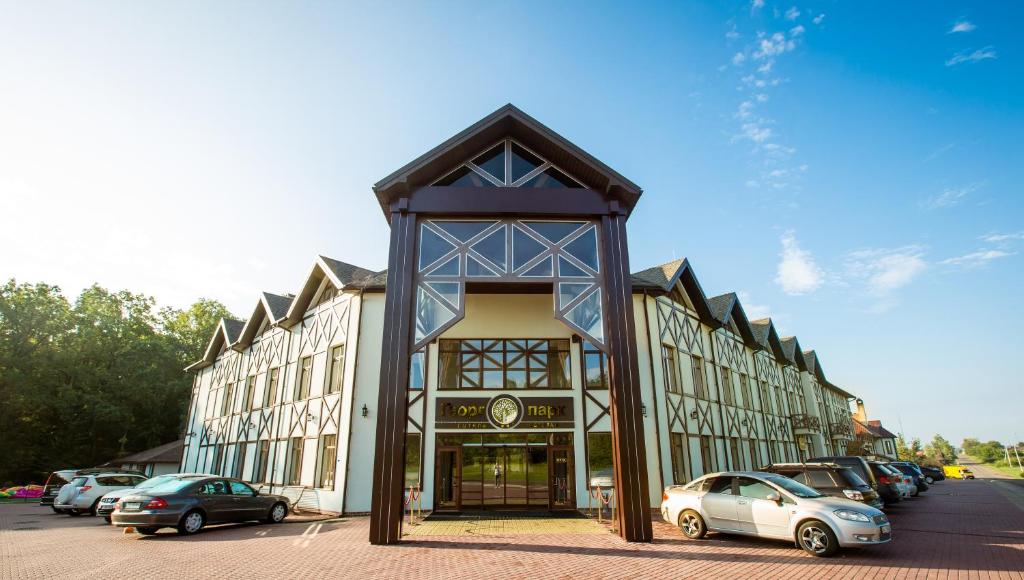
[432,139,584,189]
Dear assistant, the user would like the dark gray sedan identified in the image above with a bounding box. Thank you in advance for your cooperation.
[110,475,289,535]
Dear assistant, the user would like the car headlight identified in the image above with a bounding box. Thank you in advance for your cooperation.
[834,509,870,522]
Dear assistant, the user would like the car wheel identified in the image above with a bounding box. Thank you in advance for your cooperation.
[136,527,159,536]
[103,516,112,524]
[51,506,66,514]
[925,476,934,484]
[797,520,839,557]
[67,510,81,517]
[89,500,101,517]
[177,510,206,535]
[677,509,707,539]
[266,502,288,524]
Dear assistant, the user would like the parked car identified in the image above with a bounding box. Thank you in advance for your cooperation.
[96,473,211,522]
[760,462,883,510]
[111,475,290,535]
[807,456,878,491]
[876,462,914,499]
[943,465,975,479]
[866,461,902,506]
[919,466,945,483]
[888,462,928,494]
[54,473,149,516]
[661,471,891,557]
[41,468,144,513]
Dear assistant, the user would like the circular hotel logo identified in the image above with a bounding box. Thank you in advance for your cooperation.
[486,395,524,429]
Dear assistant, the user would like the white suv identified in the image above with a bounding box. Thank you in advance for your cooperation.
[53,473,149,516]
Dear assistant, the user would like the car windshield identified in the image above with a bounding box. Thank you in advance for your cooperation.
[135,476,176,490]
[140,478,202,494]
[765,475,824,498]
[838,469,869,487]
[70,476,88,487]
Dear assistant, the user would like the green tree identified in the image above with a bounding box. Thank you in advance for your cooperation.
[0,279,230,484]
[924,435,956,465]
[896,435,923,462]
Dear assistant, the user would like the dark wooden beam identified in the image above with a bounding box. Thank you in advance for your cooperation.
[404,186,613,217]
[600,210,653,542]
[369,209,417,545]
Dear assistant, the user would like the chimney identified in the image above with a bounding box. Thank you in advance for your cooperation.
[853,398,867,422]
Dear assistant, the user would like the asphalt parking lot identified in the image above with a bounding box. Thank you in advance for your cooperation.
[2,474,1022,579]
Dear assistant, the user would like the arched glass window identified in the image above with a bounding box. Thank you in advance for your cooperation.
[432,140,584,189]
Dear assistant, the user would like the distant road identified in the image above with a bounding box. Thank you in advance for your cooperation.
[959,455,1024,512]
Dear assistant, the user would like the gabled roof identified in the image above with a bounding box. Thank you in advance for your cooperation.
[854,419,897,440]
[868,420,898,439]
[283,256,378,327]
[750,318,789,362]
[372,104,643,220]
[779,336,808,371]
[707,292,758,347]
[109,439,184,465]
[802,349,829,384]
[186,317,245,371]
[235,292,294,349]
[630,258,717,324]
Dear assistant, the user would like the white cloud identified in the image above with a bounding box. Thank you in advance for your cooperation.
[726,29,740,41]
[735,100,755,119]
[940,250,1013,268]
[812,13,825,25]
[755,93,769,102]
[739,121,773,143]
[844,246,927,295]
[922,182,983,209]
[790,25,805,37]
[757,60,774,73]
[754,32,796,59]
[945,46,997,66]
[949,21,976,33]
[751,0,765,10]
[775,232,824,295]
[784,7,800,20]
[732,51,747,65]
[980,232,1024,244]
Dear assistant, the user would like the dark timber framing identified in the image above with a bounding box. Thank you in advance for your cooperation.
[369,104,652,544]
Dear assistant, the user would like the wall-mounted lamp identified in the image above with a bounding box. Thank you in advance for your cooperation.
[690,409,699,420]
[741,418,749,427]
[247,421,257,431]
[362,404,369,418]
[641,404,647,417]
[306,413,317,423]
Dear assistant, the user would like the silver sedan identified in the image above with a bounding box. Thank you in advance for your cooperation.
[660,471,892,557]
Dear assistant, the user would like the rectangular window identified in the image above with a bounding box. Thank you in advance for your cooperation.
[587,432,614,483]
[405,432,422,488]
[296,356,312,400]
[584,341,608,389]
[315,434,337,489]
[264,368,280,407]
[243,376,257,411]
[438,339,570,390]
[409,349,426,390]
[729,438,742,470]
[759,381,772,414]
[222,383,235,416]
[233,443,247,480]
[747,439,758,469]
[286,437,304,486]
[212,443,225,474]
[670,433,688,484]
[739,374,752,409]
[326,345,345,395]
[691,356,707,400]
[774,384,785,415]
[255,441,270,483]
[699,435,715,473]
[720,367,734,405]
[662,345,680,394]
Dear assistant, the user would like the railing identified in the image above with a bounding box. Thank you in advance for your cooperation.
[791,414,821,432]
[829,421,854,439]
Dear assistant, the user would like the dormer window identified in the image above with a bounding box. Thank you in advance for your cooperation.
[432,139,583,189]
[317,286,337,306]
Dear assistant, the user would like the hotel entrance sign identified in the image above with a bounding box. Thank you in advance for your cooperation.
[436,396,574,429]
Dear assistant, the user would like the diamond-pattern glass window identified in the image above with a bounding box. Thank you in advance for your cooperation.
[431,140,583,188]
[415,287,456,342]
[566,289,603,343]
[420,226,456,271]
[563,226,599,272]
[523,221,586,244]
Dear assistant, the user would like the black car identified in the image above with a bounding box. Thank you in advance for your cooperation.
[761,462,884,510]
[807,456,878,491]
[919,466,945,483]
[867,461,902,506]
[889,462,929,493]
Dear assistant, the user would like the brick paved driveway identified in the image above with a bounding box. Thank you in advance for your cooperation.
[2,477,1022,579]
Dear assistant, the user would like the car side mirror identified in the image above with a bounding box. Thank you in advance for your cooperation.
[766,492,782,504]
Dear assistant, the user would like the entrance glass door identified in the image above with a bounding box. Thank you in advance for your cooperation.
[549,446,574,508]
[435,447,461,511]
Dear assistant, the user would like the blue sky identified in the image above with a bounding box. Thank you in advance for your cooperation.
[1,1,1021,445]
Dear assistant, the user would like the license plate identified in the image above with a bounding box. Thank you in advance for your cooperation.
[124,502,142,510]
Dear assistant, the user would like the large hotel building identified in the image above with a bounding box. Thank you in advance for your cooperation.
[180,105,858,543]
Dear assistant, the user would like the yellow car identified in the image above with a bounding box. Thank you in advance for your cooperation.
[943,465,975,479]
